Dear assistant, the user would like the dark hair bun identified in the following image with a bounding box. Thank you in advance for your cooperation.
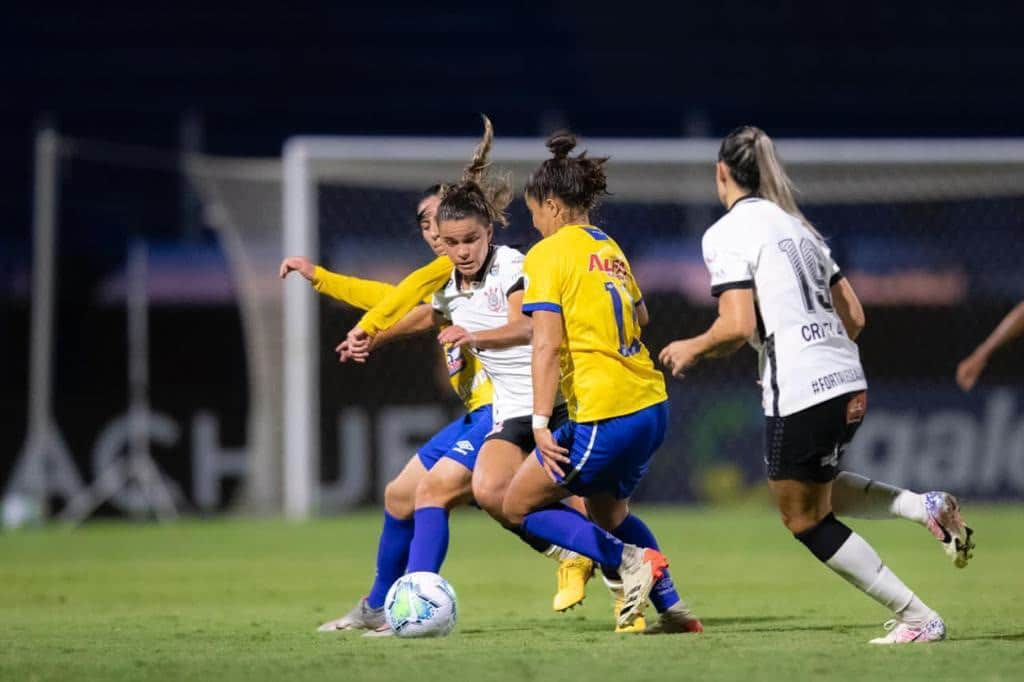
[546,131,577,160]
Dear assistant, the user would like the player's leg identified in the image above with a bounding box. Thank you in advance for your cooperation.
[405,457,474,573]
[831,471,974,567]
[502,413,669,630]
[768,392,945,644]
[473,436,594,611]
[317,454,425,631]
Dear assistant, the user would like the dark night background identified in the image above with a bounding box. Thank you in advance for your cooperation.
[3,1,1024,512]
[4,1,1024,239]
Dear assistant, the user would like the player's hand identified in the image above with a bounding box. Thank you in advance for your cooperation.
[279,256,315,281]
[658,338,703,378]
[337,326,373,363]
[956,351,988,392]
[533,427,569,482]
[437,325,476,349]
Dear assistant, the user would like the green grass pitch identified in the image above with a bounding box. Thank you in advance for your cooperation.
[2,506,1022,681]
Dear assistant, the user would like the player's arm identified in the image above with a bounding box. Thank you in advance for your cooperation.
[635,300,650,327]
[279,256,396,311]
[658,288,755,377]
[336,304,437,362]
[438,291,532,350]
[343,255,454,362]
[529,308,569,473]
[957,299,1024,392]
[356,256,453,336]
[831,277,865,341]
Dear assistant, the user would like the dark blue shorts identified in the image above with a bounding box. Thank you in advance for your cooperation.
[416,405,494,472]
[537,401,669,498]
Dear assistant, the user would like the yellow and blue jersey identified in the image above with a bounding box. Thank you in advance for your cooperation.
[521,224,666,423]
[311,263,492,413]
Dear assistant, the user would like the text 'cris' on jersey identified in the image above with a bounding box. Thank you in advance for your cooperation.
[702,197,867,418]
[521,225,667,423]
[433,245,549,424]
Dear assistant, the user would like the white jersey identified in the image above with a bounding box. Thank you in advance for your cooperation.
[702,197,867,417]
[433,245,538,424]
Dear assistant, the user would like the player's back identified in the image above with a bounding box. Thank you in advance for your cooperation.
[523,224,666,423]
[703,197,866,416]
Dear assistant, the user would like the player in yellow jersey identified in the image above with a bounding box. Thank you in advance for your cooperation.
[501,131,703,635]
[281,185,497,635]
[334,118,595,617]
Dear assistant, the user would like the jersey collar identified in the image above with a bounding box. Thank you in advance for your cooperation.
[727,194,760,212]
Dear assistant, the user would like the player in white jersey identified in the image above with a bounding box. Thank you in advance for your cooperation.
[341,118,595,630]
[660,126,972,644]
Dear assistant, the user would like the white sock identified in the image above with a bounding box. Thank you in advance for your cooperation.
[825,531,927,616]
[543,545,579,562]
[898,595,935,626]
[832,472,927,524]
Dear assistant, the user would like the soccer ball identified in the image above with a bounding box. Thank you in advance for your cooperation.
[384,571,457,638]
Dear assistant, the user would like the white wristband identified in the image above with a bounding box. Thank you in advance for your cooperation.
[531,415,550,429]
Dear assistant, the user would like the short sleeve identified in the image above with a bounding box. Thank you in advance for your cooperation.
[521,241,563,315]
[499,248,526,297]
[822,242,844,287]
[702,225,754,297]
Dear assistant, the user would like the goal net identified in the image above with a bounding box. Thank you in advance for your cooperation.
[8,133,1024,525]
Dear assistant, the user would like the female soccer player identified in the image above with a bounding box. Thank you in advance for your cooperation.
[324,118,595,631]
[280,185,497,634]
[499,131,703,635]
[956,299,1024,391]
[659,125,967,644]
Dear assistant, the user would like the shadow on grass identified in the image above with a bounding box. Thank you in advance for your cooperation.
[952,632,1024,642]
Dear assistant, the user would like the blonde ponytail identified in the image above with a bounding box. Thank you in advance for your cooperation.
[719,125,823,240]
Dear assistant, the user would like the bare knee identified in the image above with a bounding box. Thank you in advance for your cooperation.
[472,475,509,523]
[415,473,467,511]
[384,480,414,519]
[501,496,527,527]
[779,510,825,535]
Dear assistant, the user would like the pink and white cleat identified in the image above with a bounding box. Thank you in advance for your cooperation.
[869,614,946,644]
[923,492,975,568]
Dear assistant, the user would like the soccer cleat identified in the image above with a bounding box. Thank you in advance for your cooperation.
[923,492,975,568]
[361,623,395,638]
[612,592,647,633]
[316,597,386,632]
[869,614,946,644]
[643,602,704,635]
[616,544,668,630]
[553,555,595,612]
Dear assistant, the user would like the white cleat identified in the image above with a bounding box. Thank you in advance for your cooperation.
[616,544,669,630]
[924,492,975,568]
[317,597,386,632]
[869,614,946,644]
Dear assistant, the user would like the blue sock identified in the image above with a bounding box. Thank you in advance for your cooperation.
[612,514,680,612]
[366,511,415,608]
[406,507,450,573]
[521,505,624,567]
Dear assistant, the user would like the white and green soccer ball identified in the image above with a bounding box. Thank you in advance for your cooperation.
[384,572,458,638]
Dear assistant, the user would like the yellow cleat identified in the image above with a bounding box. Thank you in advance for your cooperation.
[613,595,647,633]
[553,556,595,612]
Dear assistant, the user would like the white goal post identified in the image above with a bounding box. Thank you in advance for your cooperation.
[280,135,1024,520]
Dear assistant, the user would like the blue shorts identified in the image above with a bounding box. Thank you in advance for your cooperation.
[538,401,669,498]
[417,405,494,472]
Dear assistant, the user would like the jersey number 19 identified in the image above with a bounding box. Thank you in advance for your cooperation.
[779,238,834,314]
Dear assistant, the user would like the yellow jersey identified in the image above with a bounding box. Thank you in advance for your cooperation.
[521,225,666,422]
[311,263,491,413]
